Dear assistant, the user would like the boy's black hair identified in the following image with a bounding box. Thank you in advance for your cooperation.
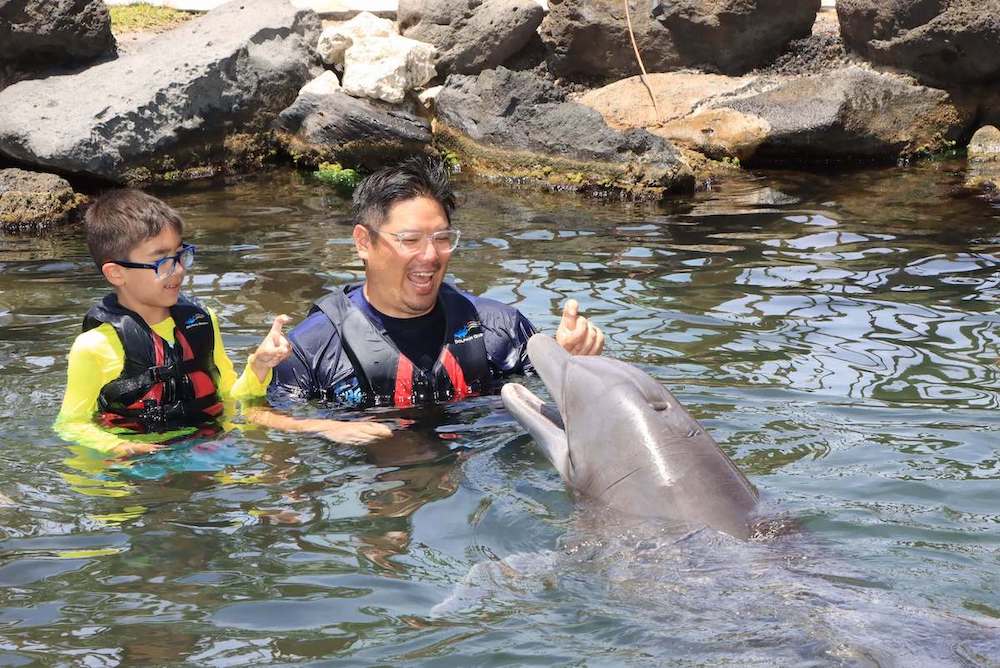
[352,156,456,232]
[84,189,184,271]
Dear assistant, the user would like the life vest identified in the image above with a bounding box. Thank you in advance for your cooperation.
[83,294,224,433]
[312,284,496,408]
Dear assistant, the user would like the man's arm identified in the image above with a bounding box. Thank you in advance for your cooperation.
[258,312,392,445]
[244,406,392,445]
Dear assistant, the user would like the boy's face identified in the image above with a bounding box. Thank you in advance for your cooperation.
[104,227,187,319]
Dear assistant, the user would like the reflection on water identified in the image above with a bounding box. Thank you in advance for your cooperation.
[0,163,998,665]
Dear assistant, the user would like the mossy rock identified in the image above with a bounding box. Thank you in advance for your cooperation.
[433,125,694,201]
[0,169,87,232]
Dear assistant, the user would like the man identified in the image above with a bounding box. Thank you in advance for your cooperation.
[261,157,603,443]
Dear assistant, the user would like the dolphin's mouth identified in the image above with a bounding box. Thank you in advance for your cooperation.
[501,382,571,479]
[500,383,564,436]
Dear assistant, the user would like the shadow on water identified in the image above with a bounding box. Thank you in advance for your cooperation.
[0,163,998,664]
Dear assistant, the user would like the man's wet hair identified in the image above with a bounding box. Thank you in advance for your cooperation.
[352,156,456,232]
[84,189,184,271]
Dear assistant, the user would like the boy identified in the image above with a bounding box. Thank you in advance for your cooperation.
[56,189,387,457]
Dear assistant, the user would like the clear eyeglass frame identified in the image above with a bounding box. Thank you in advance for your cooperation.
[380,229,461,253]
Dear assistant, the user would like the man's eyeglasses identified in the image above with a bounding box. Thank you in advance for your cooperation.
[110,243,196,279]
[377,229,461,254]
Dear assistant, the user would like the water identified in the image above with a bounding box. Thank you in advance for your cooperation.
[1,163,998,665]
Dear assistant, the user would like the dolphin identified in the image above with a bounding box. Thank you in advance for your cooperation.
[501,334,759,540]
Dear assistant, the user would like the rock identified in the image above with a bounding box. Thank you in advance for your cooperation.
[316,11,396,66]
[755,6,849,77]
[540,0,820,81]
[435,67,694,198]
[0,0,321,183]
[579,67,975,164]
[0,168,85,231]
[711,66,973,163]
[966,125,1000,201]
[398,0,544,75]
[837,0,1000,85]
[274,89,432,168]
[417,84,442,111]
[580,72,754,129]
[299,69,341,95]
[968,125,1000,161]
[341,34,436,103]
[579,73,769,161]
[0,0,115,89]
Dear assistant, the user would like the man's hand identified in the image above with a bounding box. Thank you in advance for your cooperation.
[114,441,163,458]
[555,299,605,356]
[245,408,394,446]
[251,315,293,382]
[308,418,393,445]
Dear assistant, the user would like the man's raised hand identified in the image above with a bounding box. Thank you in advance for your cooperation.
[555,299,605,356]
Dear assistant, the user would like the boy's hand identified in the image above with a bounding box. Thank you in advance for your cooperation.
[251,315,293,382]
[556,299,605,356]
[309,419,393,445]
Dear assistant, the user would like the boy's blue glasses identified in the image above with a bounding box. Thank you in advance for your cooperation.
[110,243,196,279]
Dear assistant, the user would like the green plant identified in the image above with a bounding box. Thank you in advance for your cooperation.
[109,4,191,32]
[440,149,462,170]
[313,162,362,196]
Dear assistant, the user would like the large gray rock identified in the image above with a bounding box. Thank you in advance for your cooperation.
[0,0,115,89]
[273,90,432,168]
[435,67,694,198]
[0,168,85,231]
[578,67,973,164]
[709,66,974,162]
[540,0,820,81]
[399,0,545,75]
[837,0,1000,85]
[0,0,321,183]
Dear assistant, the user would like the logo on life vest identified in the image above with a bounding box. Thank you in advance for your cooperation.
[453,320,484,344]
[184,313,210,329]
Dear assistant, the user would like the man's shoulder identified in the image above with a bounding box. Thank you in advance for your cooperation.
[288,309,340,348]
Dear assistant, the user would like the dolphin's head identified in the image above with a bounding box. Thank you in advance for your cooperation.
[501,334,758,538]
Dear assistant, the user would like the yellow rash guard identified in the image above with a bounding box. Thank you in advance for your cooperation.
[55,306,269,454]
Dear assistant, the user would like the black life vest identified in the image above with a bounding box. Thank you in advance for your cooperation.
[312,284,496,408]
[84,294,224,433]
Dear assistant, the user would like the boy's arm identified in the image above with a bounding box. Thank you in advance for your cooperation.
[54,328,161,456]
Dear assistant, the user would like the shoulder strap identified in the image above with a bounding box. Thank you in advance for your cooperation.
[434,285,494,397]
[314,285,403,406]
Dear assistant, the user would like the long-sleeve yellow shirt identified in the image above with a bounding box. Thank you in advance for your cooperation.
[55,306,269,454]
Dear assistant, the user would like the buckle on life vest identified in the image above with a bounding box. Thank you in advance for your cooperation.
[150,363,181,383]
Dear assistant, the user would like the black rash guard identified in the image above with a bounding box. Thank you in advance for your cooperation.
[269,283,536,408]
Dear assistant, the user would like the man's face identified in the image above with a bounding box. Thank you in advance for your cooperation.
[354,196,452,318]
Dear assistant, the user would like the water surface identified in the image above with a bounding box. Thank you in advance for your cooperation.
[1,163,998,665]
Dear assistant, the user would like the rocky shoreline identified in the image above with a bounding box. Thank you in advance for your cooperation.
[1,0,998,230]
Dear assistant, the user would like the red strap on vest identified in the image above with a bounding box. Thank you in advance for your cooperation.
[393,356,415,408]
[176,329,222,415]
[440,348,469,401]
